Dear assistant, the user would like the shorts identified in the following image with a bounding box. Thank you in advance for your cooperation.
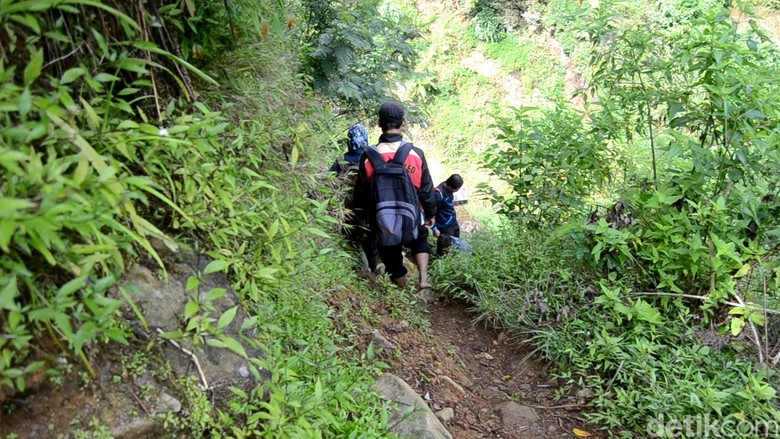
[438,221,460,238]
[377,225,431,279]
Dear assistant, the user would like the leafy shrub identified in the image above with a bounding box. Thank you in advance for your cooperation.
[432,227,591,327]
[472,9,504,42]
[1,1,396,436]
[483,104,611,227]
[533,289,780,436]
[468,0,525,32]
[0,0,196,391]
[541,0,588,54]
[302,0,418,113]
[483,37,531,73]
[444,1,780,436]
[582,1,780,303]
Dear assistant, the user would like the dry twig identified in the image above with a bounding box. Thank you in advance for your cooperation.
[732,291,764,364]
[627,292,780,315]
[156,328,209,390]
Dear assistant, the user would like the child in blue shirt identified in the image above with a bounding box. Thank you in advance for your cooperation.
[432,174,464,238]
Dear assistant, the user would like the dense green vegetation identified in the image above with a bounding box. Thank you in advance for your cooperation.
[431,0,780,437]
[0,0,419,436]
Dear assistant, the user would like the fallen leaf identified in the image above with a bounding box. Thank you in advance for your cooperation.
[573,427,593,437]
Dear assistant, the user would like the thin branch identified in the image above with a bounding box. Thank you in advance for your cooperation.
[637,71,657,188]
[138,0,161,122]
[43,41,85,70]
[156,328,209,390]
[533,403,584,410]
[152,0,196,99]
[223,0,237,42]
[763,276,769,362]
[627,291,780,315]
[129,388,151,414]
[708,239,716,295]
[732,291,764,364]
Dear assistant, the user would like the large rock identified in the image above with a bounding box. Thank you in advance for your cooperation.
[375,373,453,439]
[125,253,268,404]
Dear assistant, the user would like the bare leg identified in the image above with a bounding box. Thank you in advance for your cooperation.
[414,252,430,289]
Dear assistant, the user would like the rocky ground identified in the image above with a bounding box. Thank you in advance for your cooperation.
[375,297,600,438]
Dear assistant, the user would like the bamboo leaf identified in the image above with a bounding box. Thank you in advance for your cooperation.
[0,198,35,215]
[118,286,148,331]
[0,218,16,252]
[305,227,331,239]
[61,66,86,84]
[0,277,19,311]
[734,263,751,278]
[8,13,41,33]
[184,0,196,16]
[123,176,192,222]
[133,42,219,86]
[24,49,43,85]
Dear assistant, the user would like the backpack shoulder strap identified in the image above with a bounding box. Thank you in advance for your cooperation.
[392,142,414,166]
[364,147,385,169]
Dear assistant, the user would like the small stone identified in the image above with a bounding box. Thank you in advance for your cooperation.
[371,329,396,350]
[577,387,595,400]
[238,365,249,378]
[548,425,557,432]
[435,407,455,424]
[495,402,539,430]
[387,320,410,333]
[134,371,153,388]
[112,417,163,439]
[157,392,182,413]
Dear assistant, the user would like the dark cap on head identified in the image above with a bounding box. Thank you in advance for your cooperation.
[378,101,405,129]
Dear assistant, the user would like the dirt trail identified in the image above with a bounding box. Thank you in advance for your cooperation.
[382,298,599,438]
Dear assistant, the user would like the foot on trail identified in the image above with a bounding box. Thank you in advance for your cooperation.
[417,283,434,304]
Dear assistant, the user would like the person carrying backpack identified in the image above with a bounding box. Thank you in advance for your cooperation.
[329,124,379,272]
[432,174,464,238]
[330,123,369,176]
[352,102,437,291]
